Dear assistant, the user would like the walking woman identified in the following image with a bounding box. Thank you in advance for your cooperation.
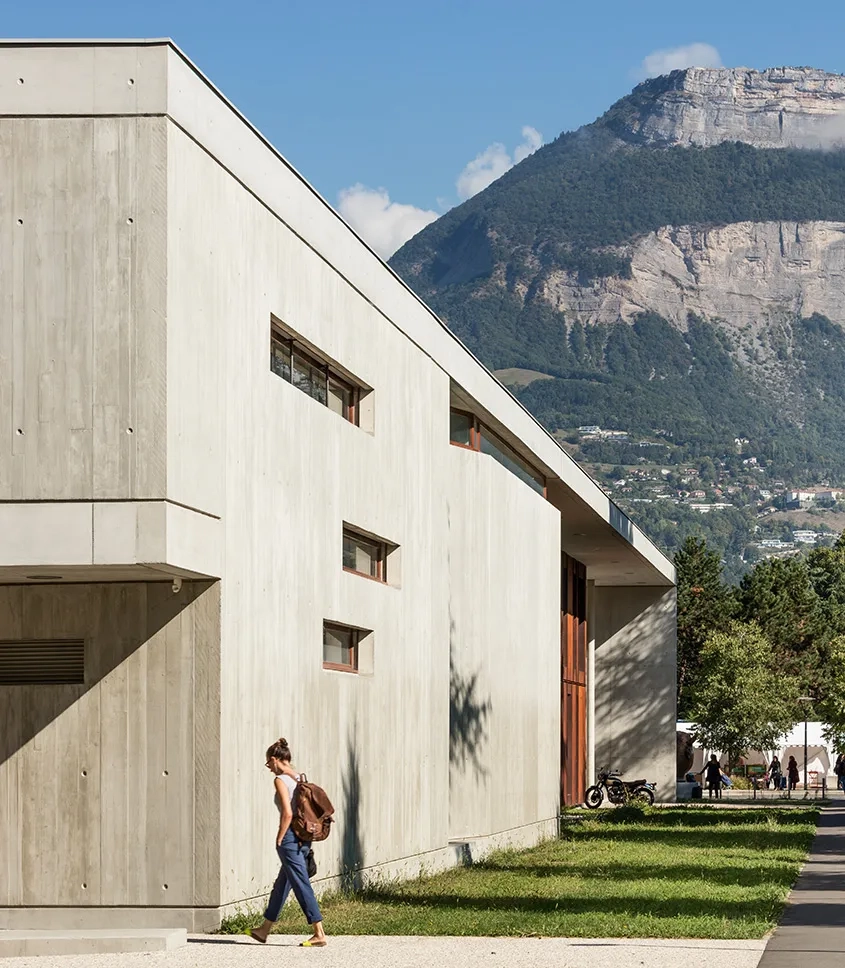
[787,755,800,794]
[768,755,782,791]
[249,738,327,947]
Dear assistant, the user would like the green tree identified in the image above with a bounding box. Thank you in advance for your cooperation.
[737,556,823,694]
[688,621,799,769]
[807,532,845,640]
[675,536,735,716]
[811,635,845,752]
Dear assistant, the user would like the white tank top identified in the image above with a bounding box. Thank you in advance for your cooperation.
[274,772,299,809]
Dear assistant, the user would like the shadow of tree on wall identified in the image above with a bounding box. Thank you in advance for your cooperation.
[593,587,677,793]
[449,622,492,779]
[340,728,364,893]
[445,501,493,781]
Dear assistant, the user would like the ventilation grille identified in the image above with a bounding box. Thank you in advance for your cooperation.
[0,639,85,685]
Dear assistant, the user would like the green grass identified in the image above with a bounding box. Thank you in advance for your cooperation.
[220,805,818,939]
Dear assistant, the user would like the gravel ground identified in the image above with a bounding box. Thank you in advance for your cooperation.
[0,933,767,968]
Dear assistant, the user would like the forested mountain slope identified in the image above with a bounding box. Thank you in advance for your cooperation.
[389,67,845,576]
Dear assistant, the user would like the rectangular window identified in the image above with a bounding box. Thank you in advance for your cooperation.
[343,528,386,581]
[449,409,477,449]
[449,407,545,495]
[323,623,359,673]
[271,319,362,424]
[0,639,85,685]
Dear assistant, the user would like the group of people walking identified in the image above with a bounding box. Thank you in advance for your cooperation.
[764,755,801,792]
[699,752,801,797]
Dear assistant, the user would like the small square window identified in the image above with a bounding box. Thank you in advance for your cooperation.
[342,528,387,581]
[449,410,475,448]
[323,623,359,673]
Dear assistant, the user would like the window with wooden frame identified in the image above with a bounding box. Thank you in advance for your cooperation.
[271,321,360,424]
[343,527,387,582]
[323,622,361,673]
[449,407,546,496]
[449,409,480,450]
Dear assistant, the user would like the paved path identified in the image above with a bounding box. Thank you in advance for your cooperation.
[0,935,766,968]
[759,802,845,967]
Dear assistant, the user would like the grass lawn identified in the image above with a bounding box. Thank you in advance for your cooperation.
[222,805,818,939]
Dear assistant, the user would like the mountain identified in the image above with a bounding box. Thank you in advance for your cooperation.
[389,67,845,578]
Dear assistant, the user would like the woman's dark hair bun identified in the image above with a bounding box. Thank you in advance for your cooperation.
[266,736,293,762]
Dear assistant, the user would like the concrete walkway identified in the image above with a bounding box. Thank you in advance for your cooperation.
[0,935,766,968]
[759,802,845,967]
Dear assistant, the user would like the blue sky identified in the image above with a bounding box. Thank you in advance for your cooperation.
[6,0,845,254]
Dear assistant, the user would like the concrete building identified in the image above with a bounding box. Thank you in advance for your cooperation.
[0,41,676,931]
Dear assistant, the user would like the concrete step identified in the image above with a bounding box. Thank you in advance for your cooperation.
[0,928,187,957]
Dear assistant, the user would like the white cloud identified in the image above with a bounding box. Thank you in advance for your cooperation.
[514,125,543,163]
[337,184,438,258]
[637,43,723,80]
[456,125,544,200]
[338,125,545,256]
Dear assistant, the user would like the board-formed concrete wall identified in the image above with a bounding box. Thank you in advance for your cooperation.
[446,447,561,841]
[593,586,677,800]
[0,116,167,502]
[164,119,566,905]
[0,40,676,928]
[0,581,220,926]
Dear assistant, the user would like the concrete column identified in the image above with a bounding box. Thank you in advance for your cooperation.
[586,579,596,786]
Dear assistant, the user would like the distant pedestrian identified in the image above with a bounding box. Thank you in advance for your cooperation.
[248,737,327,948]
[768,755,782,791]
[835,753,845,791]
[787,755,800,794]
[698,754,723,799]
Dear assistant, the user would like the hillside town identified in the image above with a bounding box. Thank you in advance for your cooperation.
[571,425,844,562]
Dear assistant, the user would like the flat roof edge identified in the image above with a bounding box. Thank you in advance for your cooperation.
[0,40,675,584]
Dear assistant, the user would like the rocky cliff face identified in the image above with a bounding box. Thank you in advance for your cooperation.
[538,220,845,331]
[605,67,845,149]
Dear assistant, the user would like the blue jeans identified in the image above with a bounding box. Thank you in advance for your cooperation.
[264,830,322,925]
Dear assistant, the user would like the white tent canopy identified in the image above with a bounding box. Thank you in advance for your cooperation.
[678,721,838,777]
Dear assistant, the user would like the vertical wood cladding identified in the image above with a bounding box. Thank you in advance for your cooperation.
[561,553,587,806]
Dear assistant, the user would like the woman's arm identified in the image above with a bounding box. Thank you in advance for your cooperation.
[275,777,293,847]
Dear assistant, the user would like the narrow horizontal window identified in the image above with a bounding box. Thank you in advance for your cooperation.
[480,426,546,495]
[343,528,386,581]
[323,622,360,673]
[449,408,545,495]
[0,639,85,685]
[270,318,364,425]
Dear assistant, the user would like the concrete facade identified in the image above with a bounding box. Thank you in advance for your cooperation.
[0,41,676,930]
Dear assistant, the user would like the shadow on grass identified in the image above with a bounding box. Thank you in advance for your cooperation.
[478,861,800,888]
[557,828,812,851]
[355,889,781,921]
[568,808,818,828]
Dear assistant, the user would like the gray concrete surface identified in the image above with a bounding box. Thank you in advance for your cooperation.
[0,934,765,968]
[758,802,845,967]
[0,928,186,957]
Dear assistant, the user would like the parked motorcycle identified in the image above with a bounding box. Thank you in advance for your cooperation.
[584,767,656,808]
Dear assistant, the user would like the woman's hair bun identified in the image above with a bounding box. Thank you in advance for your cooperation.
[278,737,288,747]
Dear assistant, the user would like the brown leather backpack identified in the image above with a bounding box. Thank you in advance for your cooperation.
[291,774,335,842]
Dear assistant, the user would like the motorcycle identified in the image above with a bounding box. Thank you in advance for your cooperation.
[584,767,656,808]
